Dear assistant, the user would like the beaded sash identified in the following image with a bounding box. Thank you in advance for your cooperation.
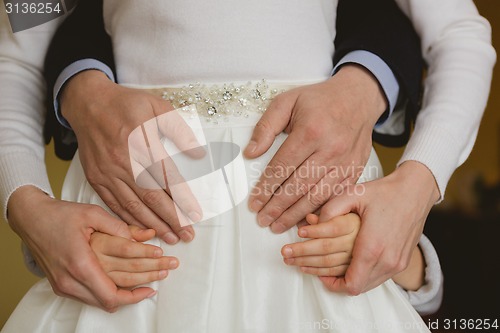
[144,80,296,124]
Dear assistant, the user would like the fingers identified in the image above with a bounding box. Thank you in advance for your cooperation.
[130,117,203,227]
[284,252,351,269]
[244,93,296,159]
[318,185,362,222]
[266,171,350,233]
[135,164,202,226]
[128,225,156,242]
[156,108,206,159]
[85,206,133,240]
[318,276,349,293]
[297,214,359,239]
[107,178,193,244]
[91,232,164,259]
[108,270,169,288]
[305,213,319,225]
[66,251,157,312]
[301,265,349,277]
[282,237,352,258]
[103,256,178,273]
[249,134,314,219]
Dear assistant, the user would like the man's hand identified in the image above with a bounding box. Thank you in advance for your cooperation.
[60,70,198,244]
[245,65,387,233]
[8,186,158,312]
[317,161,440,295]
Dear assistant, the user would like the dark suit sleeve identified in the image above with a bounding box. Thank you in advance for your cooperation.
[334,0,424,147]
[43,0,115,160]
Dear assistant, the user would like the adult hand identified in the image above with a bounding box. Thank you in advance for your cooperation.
[245,65,387,233]
[317,161,440,295]
[60,70,201,244]
[8,186,158,312]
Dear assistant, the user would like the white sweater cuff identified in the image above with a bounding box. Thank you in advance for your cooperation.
[398,117,463,202]
[0,152,53,221]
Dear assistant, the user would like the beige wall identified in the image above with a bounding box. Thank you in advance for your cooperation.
[1,0,498,328]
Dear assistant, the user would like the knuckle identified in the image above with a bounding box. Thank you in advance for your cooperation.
[101,296,118,312]
[266,159,289,180]
[302,123,324,142]
[346,284,362,296]
[254,119,273,135]
[142,190,163,208]
[307,189,329,208]
[381,253,401,273]
[120,242,136,257]
[124,199,142,215]
[265,205,285,220]
[108,148,127,166]
[329,140,349,157]
[106,201,123,215]
[395,257,408,273]
[291,178,310,197]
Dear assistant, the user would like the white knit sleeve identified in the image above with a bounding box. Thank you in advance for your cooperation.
[0,10,64,219]
[394,0,496,201]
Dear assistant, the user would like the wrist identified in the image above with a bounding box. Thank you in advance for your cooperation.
[7,186,52,234]
[394,161,440,206]
[332,64,388,125]
[60,70,113,124]
[393,245,425,291]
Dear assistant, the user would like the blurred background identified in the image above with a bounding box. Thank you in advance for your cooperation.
[1,0,499,330]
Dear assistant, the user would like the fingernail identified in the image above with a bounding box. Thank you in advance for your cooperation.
[283,258,294,265]
[147,290,157,298]
[257,214,274,227]
[159,270,168,279]
[169,259,179,269]
[298,228,308,238]
[153,248,163,258]
[249,199,263,212]
[188,211,202,222]
[164,232,179,244]
[245,141,257,155]
[282,246,293,258]
[179,230,194,242]
[271,222,286,234]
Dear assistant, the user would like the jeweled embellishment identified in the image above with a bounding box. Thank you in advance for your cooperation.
[159,80,284,123]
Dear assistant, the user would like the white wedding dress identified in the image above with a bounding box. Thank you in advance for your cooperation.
[3,1,431,332]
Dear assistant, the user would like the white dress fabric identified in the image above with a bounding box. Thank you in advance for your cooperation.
[3,112,429,333]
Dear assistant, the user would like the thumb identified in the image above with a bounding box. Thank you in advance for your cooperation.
[129,225,156,242]
[319,276,348,293]
[91,209,133,240]
[244,93,296,158]
[319,186,362,222]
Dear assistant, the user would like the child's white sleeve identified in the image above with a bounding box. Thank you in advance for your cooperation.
[395,234,444,315]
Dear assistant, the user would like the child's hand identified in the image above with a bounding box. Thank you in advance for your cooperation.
[281,213,360,277]
[90,225,179,288]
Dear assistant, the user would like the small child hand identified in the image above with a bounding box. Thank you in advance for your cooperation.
[281,213,360,277]
[90,225,179,288]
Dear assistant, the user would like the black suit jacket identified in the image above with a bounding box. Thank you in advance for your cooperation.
[44,0,423,160]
